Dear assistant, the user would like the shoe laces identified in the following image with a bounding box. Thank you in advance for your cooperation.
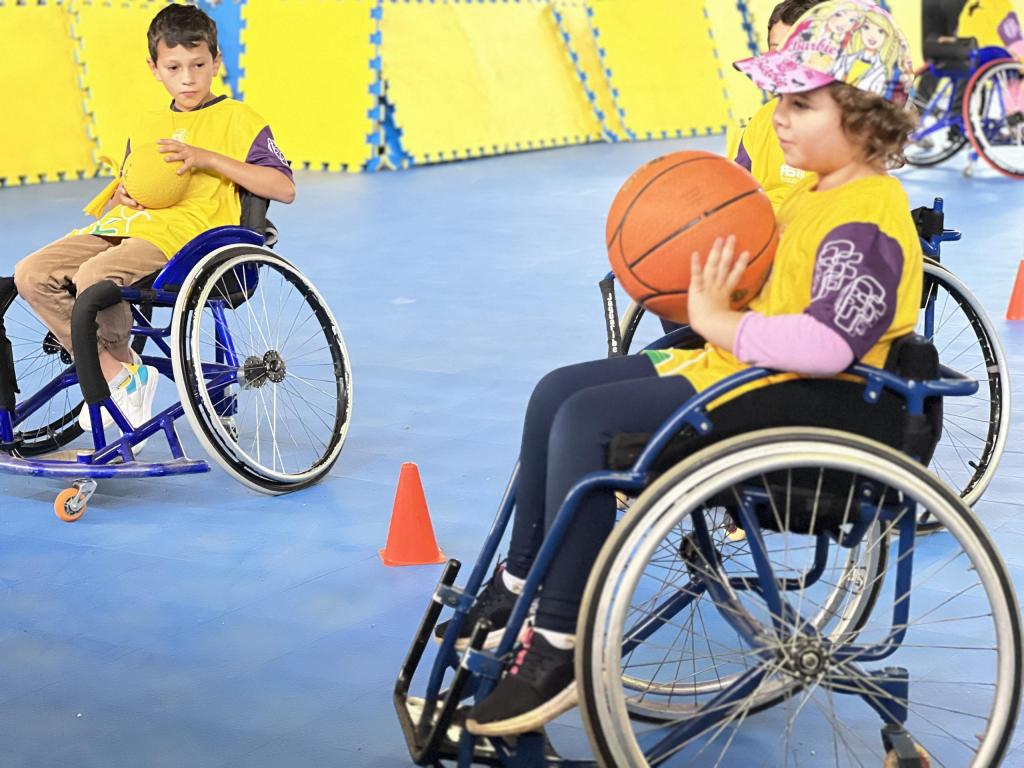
[509,627,533,676]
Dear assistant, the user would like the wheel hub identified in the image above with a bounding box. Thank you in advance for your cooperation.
[782,637,828,680]
[242,350,287,388]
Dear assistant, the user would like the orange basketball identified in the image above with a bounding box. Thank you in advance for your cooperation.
[607,150,778,325]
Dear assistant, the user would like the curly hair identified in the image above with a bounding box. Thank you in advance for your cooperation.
[147,5,218,61]
[829,83,919,169]
[768,0,827,36]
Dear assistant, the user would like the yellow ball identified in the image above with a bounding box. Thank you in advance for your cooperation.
[121,142,190,209]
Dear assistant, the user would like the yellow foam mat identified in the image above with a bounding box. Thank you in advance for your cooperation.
[742,0,778,52]
[72,0,179,174]
[705,0,766,127]
[239,0,377,173]
[550,0,629,141]
[382,0,601,164]
[0,3,95,186]
[587,0,732,140]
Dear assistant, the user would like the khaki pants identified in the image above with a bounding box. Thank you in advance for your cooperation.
[13,234,167,356]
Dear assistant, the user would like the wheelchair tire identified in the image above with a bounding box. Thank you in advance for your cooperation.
[577,428,1021,768]
[170,245,351,493]
[919,259,1009,517]
[3,294,84,456]
[906,73,968,167]
[963,57,1024,179]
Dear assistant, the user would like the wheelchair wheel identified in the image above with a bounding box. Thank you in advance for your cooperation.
[578,428,1021,767]
[963,58,1024,179]
[170,245,351,493]
[919,259,1009,516]
[614,503,887,723]
[906,73,968,167]
[1,293,84,456]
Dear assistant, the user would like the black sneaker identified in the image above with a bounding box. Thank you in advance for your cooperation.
[434,564,520,651]
[464,628,576,736]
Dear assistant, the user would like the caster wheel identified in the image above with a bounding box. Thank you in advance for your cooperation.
[963,164,975,178]
[883,745,930,768]
[54,488,86,523]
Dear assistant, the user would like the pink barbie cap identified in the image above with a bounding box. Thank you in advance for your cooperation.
[734,0,915,106]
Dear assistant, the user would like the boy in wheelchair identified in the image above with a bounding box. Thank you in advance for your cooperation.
[11,5,294,447]
[441,0,925,738]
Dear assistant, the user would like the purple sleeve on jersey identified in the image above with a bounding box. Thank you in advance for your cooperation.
[734,137,753,172]
[245,125,294,180]
[804,222,904,360]
[998,13,1023,47]
[734,311,855,375]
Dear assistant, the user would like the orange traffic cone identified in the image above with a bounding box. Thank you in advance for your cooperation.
[1008,260,1024,320]
[379,462,446,567]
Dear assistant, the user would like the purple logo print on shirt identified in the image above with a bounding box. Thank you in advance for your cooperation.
[806,222,903,359]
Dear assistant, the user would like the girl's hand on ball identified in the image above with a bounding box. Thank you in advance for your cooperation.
[115,183,144,210]
[687,235,750,350]
[158,139,212,175]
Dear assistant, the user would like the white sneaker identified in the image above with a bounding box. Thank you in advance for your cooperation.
[79,354,158,443]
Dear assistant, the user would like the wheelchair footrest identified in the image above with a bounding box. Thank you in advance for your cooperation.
[0,452,209,479]
[400,697,578,766]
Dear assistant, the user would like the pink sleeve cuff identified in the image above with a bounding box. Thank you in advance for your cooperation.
[734,311,855,376]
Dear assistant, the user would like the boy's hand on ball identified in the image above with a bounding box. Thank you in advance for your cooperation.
[158,139,212,175]
[115,183,144,210]
[688,235,750,348]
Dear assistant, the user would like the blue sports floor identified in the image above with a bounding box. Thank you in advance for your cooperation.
[1,138,1023,766]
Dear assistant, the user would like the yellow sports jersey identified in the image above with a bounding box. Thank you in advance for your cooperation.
[959,0,1024,54]
[72,96,292,259]
[733,99,818,212]
[646,174,923,396]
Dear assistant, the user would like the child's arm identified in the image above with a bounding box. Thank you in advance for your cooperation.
[691,227,904,377]
[157,139,296,204]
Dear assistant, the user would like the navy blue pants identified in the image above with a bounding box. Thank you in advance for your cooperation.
[505,354,696,633]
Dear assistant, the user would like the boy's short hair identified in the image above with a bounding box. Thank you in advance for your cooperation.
[767,0,828,36]
[830,83,919,169]
[148,5,219,61]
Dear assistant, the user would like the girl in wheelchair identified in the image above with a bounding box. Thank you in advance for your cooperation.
[446,0,925,738]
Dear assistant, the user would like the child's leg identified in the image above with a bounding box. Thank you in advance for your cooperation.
[13,235,115,353]
[507,354,684,579]
[69,238,165,379]
[535,367,695,633]
[466,359,695,735]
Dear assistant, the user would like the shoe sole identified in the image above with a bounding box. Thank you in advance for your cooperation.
[464,682,577,736]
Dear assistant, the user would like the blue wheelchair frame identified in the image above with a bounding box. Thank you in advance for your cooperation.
[0,225,264,481]
[395,363,977,767]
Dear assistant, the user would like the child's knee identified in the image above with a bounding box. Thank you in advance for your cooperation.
[12,258,46,301]
[71,263,120,296]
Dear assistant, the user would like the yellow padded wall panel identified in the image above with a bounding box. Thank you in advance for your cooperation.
[550,0,629,140]
[0,2,94,186]
[382,0,602,164]
[239,0,377,173]
[587,0,732,139]
[744,0,778,51]
[705,0,765,124]
[72,0,175,173]
[882,0,922,66]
